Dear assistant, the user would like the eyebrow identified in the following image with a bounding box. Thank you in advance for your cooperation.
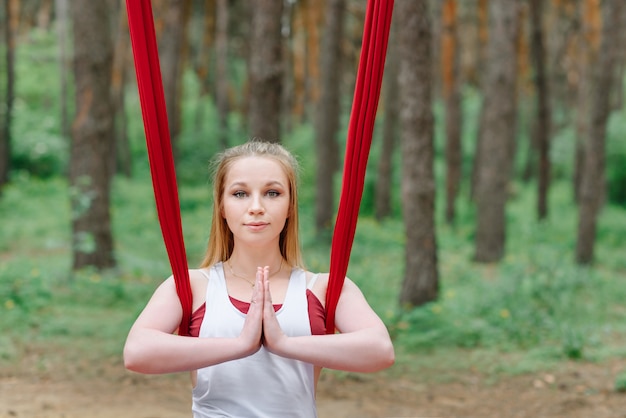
[227,180,285,189]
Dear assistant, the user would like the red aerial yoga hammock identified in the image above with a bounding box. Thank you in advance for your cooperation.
[126,0,394,336]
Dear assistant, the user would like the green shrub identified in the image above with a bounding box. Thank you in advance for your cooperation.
[607,110,626,206]
[12,131,68,178]
[606,145,626,207]
[615,371,626,392]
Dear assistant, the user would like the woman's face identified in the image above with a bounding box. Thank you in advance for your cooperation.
[221,156,290,248]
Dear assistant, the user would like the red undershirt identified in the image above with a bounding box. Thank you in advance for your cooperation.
[189,289,326,337]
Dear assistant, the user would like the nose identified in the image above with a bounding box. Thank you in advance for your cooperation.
[248,193,264,214]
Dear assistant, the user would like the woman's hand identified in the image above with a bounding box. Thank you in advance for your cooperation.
[237,267,265,356]
[260,266,288,354]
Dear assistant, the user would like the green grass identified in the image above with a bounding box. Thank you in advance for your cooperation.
[1,165,625,381]
[391,180,626,375]
[2,27,626,383]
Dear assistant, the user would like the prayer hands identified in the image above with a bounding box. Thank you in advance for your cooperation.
[239,266,286,356]
[238,267,264,356]
[260,266,287,353]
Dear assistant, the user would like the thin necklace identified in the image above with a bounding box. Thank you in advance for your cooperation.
[226,259,283,288]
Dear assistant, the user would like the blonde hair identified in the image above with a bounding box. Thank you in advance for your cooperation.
[200,140,304,269]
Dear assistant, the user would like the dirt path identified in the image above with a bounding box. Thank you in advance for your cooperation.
[2,356,626,417]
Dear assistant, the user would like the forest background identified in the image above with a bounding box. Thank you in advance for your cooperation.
[1,0,626,416]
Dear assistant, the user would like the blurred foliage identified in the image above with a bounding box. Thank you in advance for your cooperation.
[1,25,626,380]
[391,181,626,363]
[615,370,626,392]
[607,112,626,207]
[10,29,71,178]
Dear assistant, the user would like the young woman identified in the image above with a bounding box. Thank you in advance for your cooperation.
[124,140,394,417]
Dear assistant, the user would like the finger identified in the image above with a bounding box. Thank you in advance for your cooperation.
[263,266,271,299]
[262,266,270,295]
[250,267,263,306]
[256,266,264,288]
[263,276,276,322]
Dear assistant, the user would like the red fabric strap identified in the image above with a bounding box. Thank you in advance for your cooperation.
[126,0,193,336]
[325,0,394,333]
[125,0,393,337]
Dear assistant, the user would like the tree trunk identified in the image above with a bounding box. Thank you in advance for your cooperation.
[304,0,323,113]
[36,0,53,30]
[574,0,601,204]
[397,0,439,309]
[215,0,230,149]
[111,0,132,177]
[70,0,116,270]
[476,0,489,85]
[291,2,307,122]
[314,0,344,233]
[248,0,283,142]
[159,0,191,160]
[191,0,215,146]
[281,1,296,134]
[469,0,490,202]
[546,0,578,112]
[529,0,551,220]
[576,0,623,264]
[375,30,399,221]
[473,0,520,263]
[1,0,19,190]
[442,0,462,225]
[55,0,70,141]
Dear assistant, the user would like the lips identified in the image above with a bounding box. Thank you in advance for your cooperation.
[245,222,269,231]
[246,222,268,227]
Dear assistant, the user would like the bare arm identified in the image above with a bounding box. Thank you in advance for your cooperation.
[262,276,395,373]
[123,273,263,374]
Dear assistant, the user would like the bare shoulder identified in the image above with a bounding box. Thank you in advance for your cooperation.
[304,270,366,305]
[188,267,209,284]
[303,270,328,305]
[303,271,364,289]
[304,270,329,284]
[188,268,210,310]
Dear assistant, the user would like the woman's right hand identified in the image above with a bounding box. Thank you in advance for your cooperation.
[237,266,267,356]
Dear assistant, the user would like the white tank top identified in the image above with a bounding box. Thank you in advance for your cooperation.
[192,262,317,418]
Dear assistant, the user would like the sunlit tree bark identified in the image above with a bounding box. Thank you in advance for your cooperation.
[36,0,53,29]
[304,0,323,109]
[442,0,462,225]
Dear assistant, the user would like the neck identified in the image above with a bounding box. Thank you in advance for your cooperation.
[227,248,285,276]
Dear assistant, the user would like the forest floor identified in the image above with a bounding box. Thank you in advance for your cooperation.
[2,347,626,418]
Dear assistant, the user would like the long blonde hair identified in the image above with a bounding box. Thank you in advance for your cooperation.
[200,140,304,268]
